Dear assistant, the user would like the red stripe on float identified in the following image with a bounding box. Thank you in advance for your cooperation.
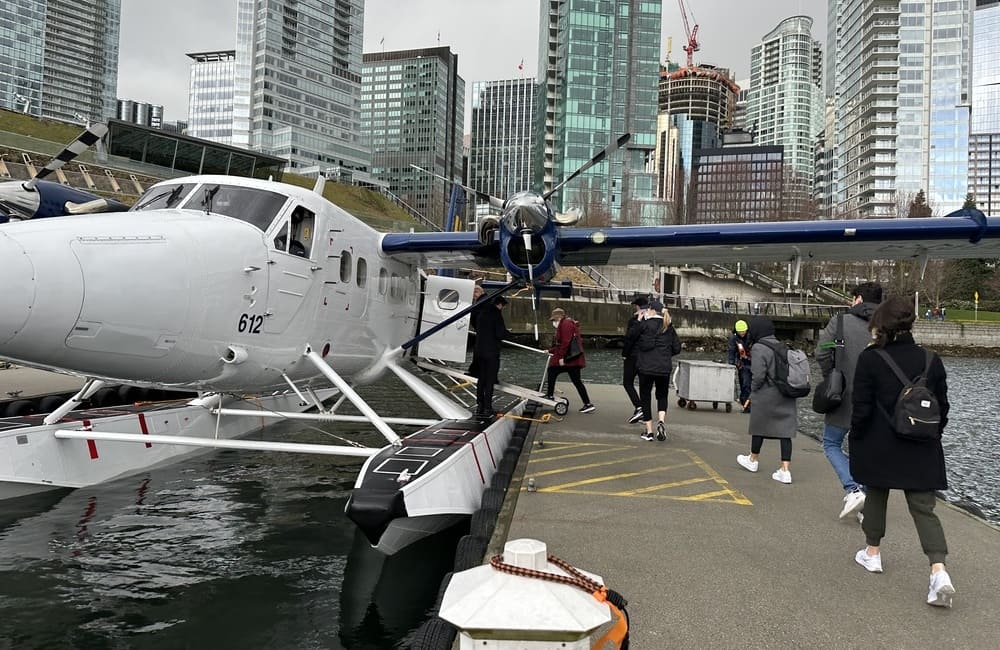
[83,419,98,459]
[137,413,153,448]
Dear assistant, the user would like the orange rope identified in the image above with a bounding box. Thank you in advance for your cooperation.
[489,553,629,649]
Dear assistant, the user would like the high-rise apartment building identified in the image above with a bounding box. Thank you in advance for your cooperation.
[654,64,739,221]
[469,78,535,202]
[116,99,163,128]
[362,47,465,226]
[0,0,119,123]
[689,143,785,224]
[186,50,237,144]
[832,0,971,216]
[747,15,823,214]
[233,0,368,172]
[970,0,1000,216]
[534,0,663,225]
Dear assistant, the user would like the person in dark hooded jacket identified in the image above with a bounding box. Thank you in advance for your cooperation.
[736,316,798,484]
[816,281,882,520]
[849,296,955,607]
[633,301,681,442]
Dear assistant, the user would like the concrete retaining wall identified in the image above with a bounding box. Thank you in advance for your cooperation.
[912,321,1000,348]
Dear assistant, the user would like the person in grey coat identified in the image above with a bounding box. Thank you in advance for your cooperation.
[816,282,882,519]
[736,316,799,484]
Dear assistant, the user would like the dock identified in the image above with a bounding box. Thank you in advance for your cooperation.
[495,383,1000,648]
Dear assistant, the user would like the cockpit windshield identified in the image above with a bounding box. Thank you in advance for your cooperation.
[130,183,196,211]
[181,184,288,231]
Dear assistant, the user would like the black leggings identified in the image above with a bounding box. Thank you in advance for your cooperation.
[751,435,792,462]
[638,373,669,422]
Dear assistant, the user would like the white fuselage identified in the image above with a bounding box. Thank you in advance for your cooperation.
[0,176,422,392]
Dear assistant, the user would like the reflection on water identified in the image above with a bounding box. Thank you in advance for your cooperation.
[0,348,995,649]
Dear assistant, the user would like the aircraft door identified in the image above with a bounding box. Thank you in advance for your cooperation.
[264,206,317,333]
[417,275,475,363]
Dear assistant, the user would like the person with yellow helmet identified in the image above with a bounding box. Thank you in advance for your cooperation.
[728,319,752,412]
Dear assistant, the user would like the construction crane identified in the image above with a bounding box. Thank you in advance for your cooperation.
[678,0,700,67]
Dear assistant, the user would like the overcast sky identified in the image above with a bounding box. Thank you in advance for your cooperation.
[118,0,827,125]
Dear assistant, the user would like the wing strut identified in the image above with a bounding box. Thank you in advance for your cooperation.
[304,347,403,446]
[42,378,106,425]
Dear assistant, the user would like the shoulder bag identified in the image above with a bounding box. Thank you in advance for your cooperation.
[812,314,845,414]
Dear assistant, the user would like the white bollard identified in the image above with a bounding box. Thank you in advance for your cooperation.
[439,538,613,649]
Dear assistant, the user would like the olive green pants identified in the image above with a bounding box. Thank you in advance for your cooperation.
[862,487,948,565]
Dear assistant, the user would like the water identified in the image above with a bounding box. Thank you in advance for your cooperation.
[0,348,996,649]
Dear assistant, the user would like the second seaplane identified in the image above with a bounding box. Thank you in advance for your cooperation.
[2,134,999,553]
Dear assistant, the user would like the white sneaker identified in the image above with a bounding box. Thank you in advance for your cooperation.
[855,548,883,573]
[736,454,758,473]
[771,468,792,484]
[927,570,955,607]
[839,490,866,519]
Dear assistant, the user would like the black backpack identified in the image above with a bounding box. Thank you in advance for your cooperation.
[875,349,941,442]
[756,339,811,399]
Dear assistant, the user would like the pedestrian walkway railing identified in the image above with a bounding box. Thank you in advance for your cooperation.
[376,188,440,232]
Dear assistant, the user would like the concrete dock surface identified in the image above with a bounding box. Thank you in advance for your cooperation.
[0,365,84,399]
[500,383,1000,649]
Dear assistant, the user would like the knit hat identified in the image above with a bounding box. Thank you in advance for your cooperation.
[550,308,566,320]
[648,300,664,312]
[735,319,748,333]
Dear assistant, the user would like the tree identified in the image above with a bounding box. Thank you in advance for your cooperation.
[962,193,977,210]
[907,189,933,218]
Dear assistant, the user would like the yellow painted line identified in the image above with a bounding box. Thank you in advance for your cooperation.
[529,440,630,456]
[528,453,690,478]
[538,461,696,491]
[528,487,752,504]
[614,476,713,496]
[529,445,642,464]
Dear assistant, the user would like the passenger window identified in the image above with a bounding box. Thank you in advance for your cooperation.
[390,273,404,301]
[378,268,388,295]
[340,250,352,282]
[356,258,367,288]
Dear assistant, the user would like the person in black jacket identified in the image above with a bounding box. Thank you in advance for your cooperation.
[472,295,509,418]
[633,300,681,442]
[849,296,955,607]
[622,296,649,424]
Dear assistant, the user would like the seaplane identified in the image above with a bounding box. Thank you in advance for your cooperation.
[2,131,999,554]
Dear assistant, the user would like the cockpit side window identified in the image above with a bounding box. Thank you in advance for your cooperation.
[272,205,315,258]
[181,184,287,231]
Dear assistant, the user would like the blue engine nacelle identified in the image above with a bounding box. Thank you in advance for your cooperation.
[0,179,129,220]
[496,191,560,286]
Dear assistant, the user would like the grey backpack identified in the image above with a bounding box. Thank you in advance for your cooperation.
[758,339,811,399]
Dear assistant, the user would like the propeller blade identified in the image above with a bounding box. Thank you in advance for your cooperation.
[543,133,631,201]
[26,123,109,189]
[522,231,541,341]
[409,164,504,209]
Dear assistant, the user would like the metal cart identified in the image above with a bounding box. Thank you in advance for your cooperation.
[673,359,737,412]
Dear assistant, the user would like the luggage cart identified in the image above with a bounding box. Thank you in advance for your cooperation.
[673,360,737,412]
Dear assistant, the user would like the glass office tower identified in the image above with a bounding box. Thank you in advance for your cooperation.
[970,0,1000,216]
[1,0,119,122]
[362,47,465,227]
[534,0,663,225]
[469,78,536,201]
[234,0,368,172]
[187,50,237,144]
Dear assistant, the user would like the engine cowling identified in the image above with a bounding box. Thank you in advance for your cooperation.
[496,191,560,286]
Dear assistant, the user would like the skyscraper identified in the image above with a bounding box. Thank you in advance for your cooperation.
[469,78,535,201]
[534,0,663,225]
[655,64,739,221]
[832,0,971,216]
[0,0,119,123]
[747,15,823,216]
[233,0,368,172]
[186,50,237,144]
[970,0,1000,216]
[362,47,465,226]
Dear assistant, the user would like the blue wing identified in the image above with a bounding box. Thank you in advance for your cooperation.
[381,211,1000,271]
